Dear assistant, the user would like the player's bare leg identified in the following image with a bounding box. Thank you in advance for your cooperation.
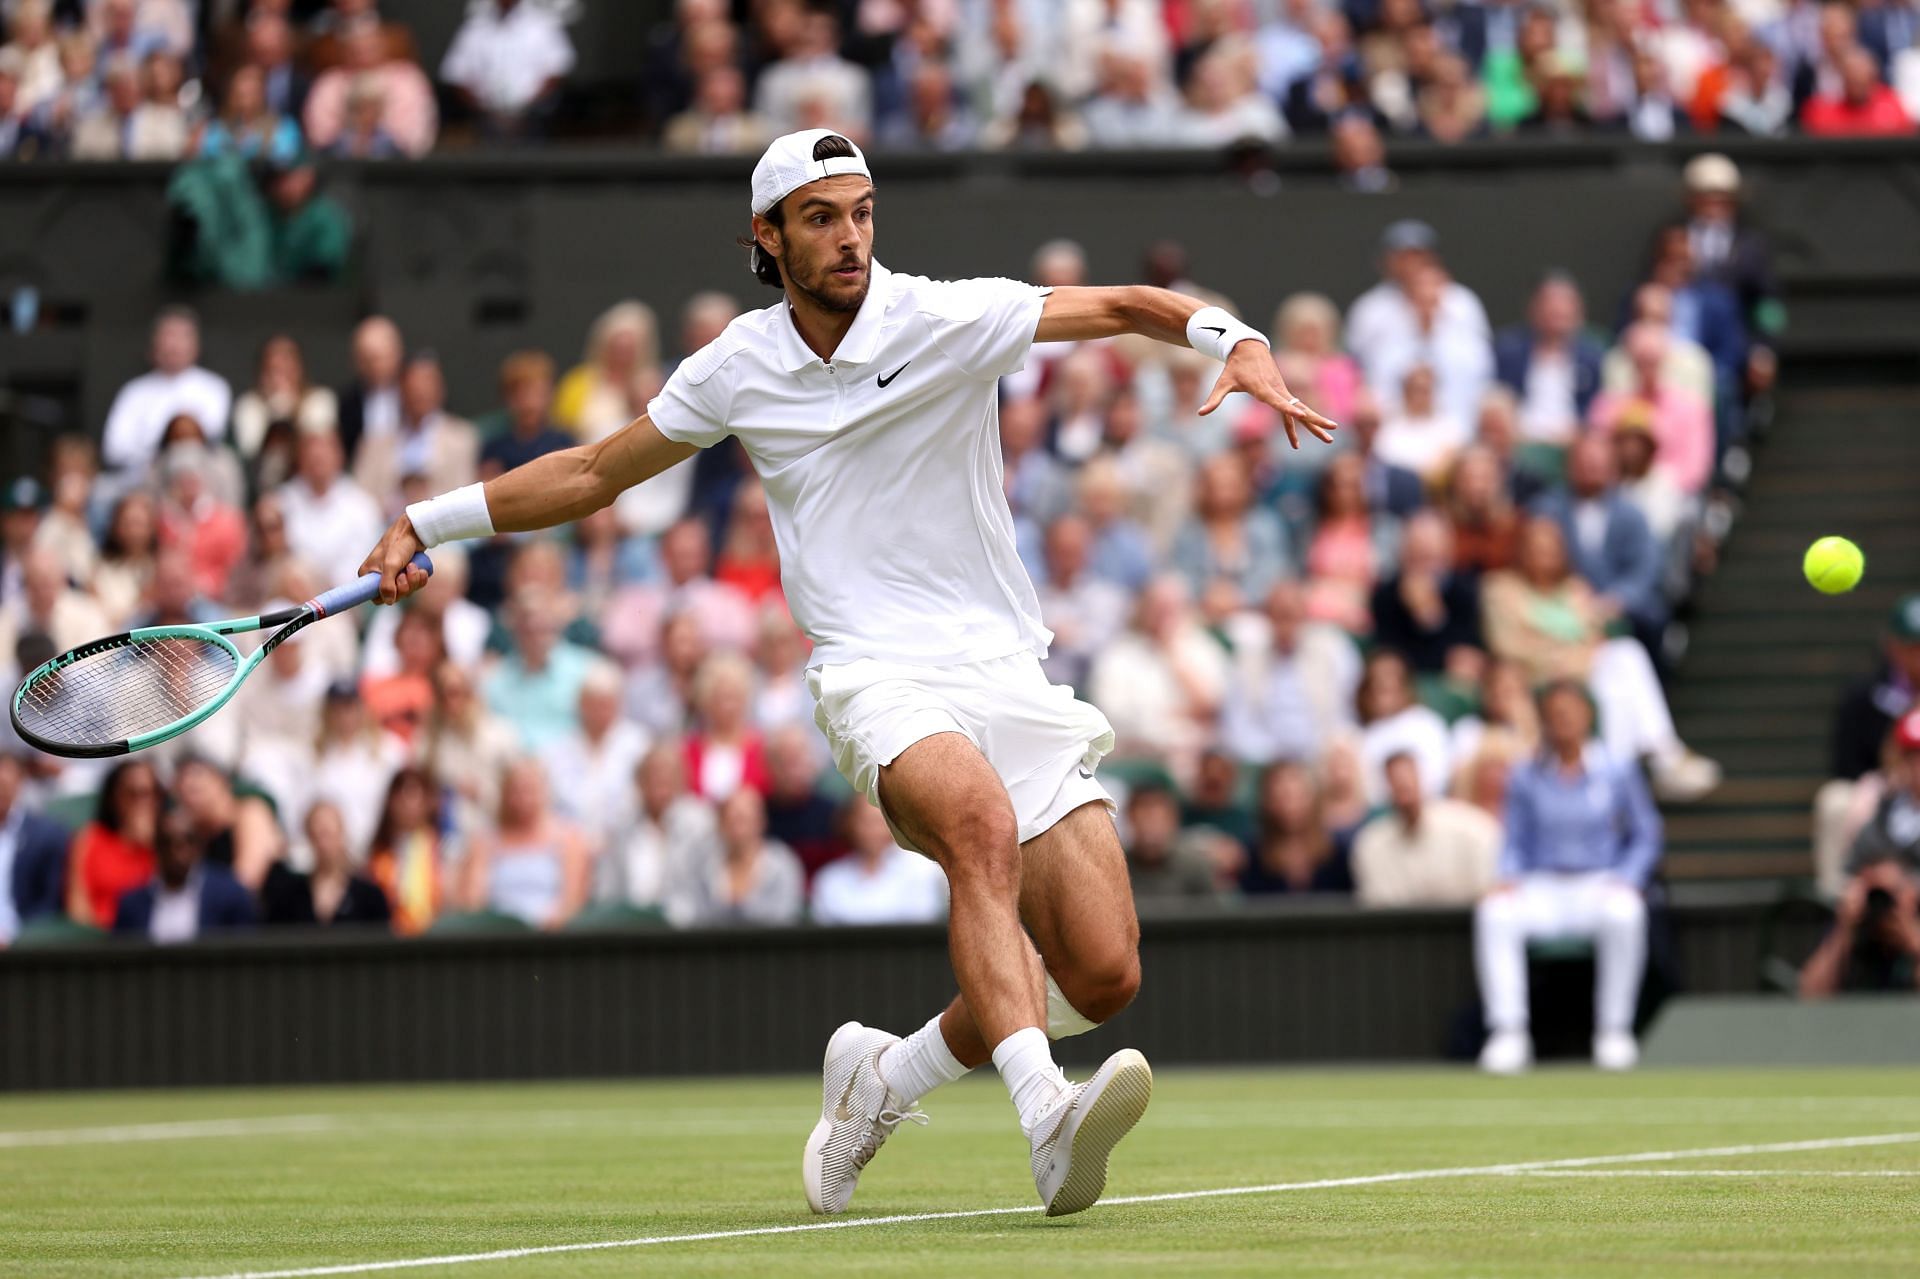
[934,800,1144,1067]
[904,800,1152,1216]
[879,733,1051,1048]
[805,731,1050,1213]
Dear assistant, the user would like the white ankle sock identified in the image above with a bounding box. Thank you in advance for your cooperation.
[992,1026,1068,1141]
[877,1014,970,1103]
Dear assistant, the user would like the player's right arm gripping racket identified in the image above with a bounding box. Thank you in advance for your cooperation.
[9,553,432,759]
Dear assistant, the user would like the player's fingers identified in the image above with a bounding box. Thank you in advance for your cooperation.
[1291,404,1338,443]
[1279,414,1301,451]
[1197,371,1232,417]
[378,545,410,604]
[1299,415,1337,444]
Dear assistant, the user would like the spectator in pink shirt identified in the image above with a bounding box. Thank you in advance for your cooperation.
[599,517,756,667]
[1587,322,1714,496]
[156,443,246,602]
[304,17,437,158]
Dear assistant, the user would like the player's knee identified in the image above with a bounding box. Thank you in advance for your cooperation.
[1598,890,1646,932]
[1058,946,1141,1026]
[1475,893,1519,931]
[937,803,1021,893]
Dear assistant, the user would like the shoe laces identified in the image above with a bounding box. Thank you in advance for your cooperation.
[852,1103,927,1170]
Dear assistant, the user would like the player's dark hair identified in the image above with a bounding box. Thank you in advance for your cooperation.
[737,134,862,291]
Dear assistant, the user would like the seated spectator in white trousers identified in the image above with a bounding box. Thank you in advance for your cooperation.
[1475,681,1663,1074]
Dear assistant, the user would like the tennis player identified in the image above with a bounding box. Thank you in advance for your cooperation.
[361,130,1337,1218]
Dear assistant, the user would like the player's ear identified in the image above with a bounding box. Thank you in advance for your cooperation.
[751,214,780,259]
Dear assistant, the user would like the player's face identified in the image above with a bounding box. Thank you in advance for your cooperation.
[767,177,875,315]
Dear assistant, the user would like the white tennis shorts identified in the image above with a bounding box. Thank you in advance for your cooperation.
[808,652,1116,850]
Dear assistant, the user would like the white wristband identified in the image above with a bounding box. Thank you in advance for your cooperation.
[1185,305,1269,363]
[405,483,494,548]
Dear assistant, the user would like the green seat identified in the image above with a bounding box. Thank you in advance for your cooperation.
[40,792,97,831]
[1415,675,1479,725]
[1099,758,1177,793]
[11,916,108,949]
[565,902,669,932]
[815,766,856,804]
[427,910,533,937]
[1528,937,1597,961]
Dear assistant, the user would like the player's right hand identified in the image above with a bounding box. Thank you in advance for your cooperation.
[360,517,431,605]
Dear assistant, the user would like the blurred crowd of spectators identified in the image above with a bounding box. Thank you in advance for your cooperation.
[0,0,574,161]
[0,157,1776,946]
[3,0,1918,166]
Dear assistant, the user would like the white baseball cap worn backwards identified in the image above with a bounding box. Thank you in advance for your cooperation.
[750,129,873,216]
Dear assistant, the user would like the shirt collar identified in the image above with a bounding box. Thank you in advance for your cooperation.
[774,260,892,372]
[1541,741,1610,779]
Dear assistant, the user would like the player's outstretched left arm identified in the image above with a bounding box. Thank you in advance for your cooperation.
[359,414,697,604]
[1034,286,1338,450]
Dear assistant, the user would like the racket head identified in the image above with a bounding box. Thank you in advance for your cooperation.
[9,626,248,758]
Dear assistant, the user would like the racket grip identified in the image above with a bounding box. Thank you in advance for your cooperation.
[310,553,434,618]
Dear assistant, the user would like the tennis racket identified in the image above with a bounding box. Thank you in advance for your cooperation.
[9,552,432,759]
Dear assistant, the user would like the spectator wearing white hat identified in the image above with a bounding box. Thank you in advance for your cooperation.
[1681,153,1784,342]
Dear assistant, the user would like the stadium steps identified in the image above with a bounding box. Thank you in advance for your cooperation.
[1659,383,1920,886]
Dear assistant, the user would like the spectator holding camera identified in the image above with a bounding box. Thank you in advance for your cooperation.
[1801,708,1920,996]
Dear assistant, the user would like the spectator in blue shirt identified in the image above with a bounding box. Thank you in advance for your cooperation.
[1475,680,1662,1075]
[1531,433,1667,643]
[1493,272,1605,449]
[0,748,69,945]
[480,352,575,479]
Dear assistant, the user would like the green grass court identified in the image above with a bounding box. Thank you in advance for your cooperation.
[8,1067,1920,1278]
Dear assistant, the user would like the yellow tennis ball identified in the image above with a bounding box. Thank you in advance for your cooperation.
[1803,536,1865,594]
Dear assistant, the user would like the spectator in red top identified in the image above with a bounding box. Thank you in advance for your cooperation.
[682,651,770,801]
[361,607,443,745]
[156,442,247,602]
[714,478,783,603]
[1802,45,1916,134]
[65,759,162,929]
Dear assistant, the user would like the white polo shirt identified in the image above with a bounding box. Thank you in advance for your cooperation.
[647,261,1053,670]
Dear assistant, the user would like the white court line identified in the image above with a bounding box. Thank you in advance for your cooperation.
[176,1131,1920,1279]
[0,1116,340,1149]
[1515,1169,1920,1178]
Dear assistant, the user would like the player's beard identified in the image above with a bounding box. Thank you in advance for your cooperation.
[789,250,870,315]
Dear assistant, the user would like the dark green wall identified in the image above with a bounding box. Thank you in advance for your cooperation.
[4,138,1917,485]
[0,899,1818,1091]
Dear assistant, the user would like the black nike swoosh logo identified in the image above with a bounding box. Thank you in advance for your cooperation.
[877,362,910,388]
[1078,766,1095,780]
[1201,326,1226,337]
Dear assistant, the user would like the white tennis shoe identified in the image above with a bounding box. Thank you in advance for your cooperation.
[1479,1028,1534,1075]
[1030,1048,1154,1218]
[803,1021,926,1214]
[1593,1030,1639,1071]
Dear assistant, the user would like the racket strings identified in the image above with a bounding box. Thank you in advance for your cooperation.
[16,636,238,748]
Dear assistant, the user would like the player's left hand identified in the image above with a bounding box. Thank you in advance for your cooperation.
[1198,340,1339,449]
